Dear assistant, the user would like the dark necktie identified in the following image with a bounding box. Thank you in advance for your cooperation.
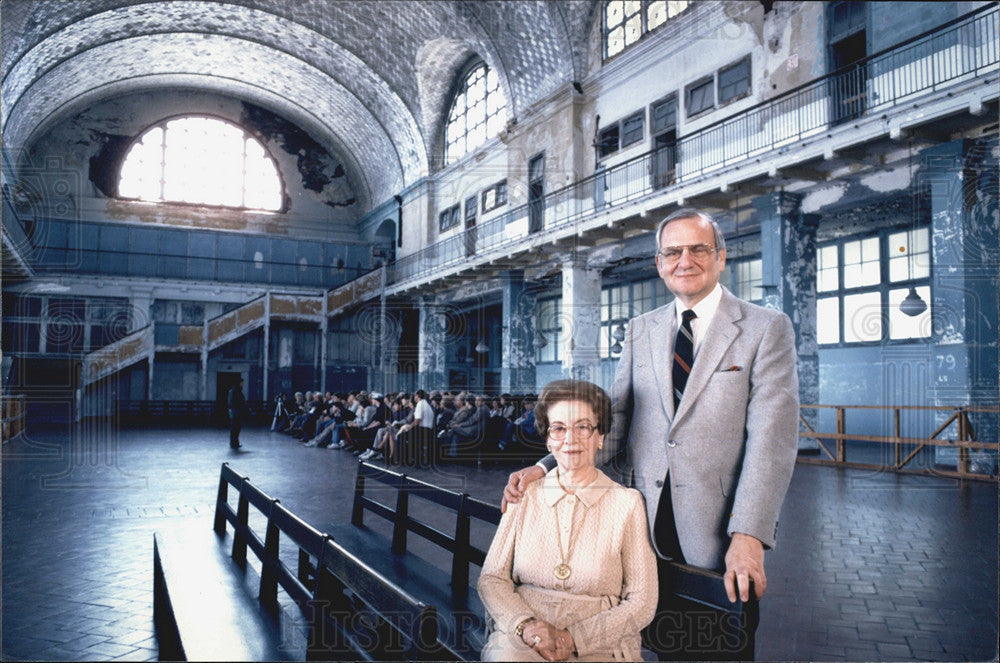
[672,309,697,409]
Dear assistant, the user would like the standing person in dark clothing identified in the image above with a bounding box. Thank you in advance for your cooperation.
[228,377,248,449]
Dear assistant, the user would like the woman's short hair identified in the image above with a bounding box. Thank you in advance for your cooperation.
[534,380,612,438]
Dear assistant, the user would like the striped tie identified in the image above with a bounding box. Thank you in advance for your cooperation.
[672,309,697,409]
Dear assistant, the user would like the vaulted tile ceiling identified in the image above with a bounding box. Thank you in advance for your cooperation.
[1,0,597,210]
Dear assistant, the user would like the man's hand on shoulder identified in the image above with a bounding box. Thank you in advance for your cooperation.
[724,532,766,602]
[501,465,546,513]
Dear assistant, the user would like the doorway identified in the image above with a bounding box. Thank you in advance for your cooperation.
[828,1,867,125]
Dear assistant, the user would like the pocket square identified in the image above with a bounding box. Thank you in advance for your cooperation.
[721,365,743,372]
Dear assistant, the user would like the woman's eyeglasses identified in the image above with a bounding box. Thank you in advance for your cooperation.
[547,423,598,440]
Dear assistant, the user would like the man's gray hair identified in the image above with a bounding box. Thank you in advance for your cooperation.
[655,208,726,254]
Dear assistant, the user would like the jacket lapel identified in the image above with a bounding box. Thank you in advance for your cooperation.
[673,290,742,426]
[646,301,678,423]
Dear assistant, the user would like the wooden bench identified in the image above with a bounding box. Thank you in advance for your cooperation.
[327,461,500,659]
[338,460,759,661]
[153,462,448,661]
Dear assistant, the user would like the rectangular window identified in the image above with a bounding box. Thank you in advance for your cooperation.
[843,236,880,288]
[651,96,677,135]
[598,125,620,157]
[536,297,562,363]
[817,227,930,346]
[718,57,751,105]
[733,259,763,302]
[464,195,477,226]
[482,180,507,212]
[620,112,645,148]
[600,278,670,358]
[816,297,841,344]
[817,245,840,292]
[438,204,460,232]
[686,76,714,116]
[599,110,646,158]
[843,291,882,343]
[888,228,930,282]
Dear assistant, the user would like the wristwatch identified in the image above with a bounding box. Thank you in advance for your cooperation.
[514,618,533,641]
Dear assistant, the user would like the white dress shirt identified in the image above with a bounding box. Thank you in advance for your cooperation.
[673,282,723,358]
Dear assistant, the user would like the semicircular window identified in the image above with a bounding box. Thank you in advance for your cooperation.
[118,116,282,211]
[445,62,508,165]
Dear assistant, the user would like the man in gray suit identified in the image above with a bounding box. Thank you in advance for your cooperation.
[504,208,798,616]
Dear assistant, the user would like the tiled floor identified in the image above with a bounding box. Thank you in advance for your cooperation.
[2,423,997,661]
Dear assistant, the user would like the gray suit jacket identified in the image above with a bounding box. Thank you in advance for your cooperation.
[599,287,799,571]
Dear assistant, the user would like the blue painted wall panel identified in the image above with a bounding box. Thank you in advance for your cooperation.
[129,227,159,276]
[217,235,245,282]
[29,219,370,288]
[187,232,216,280]
[271,238,296,284]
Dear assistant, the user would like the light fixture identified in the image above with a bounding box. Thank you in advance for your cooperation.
[611,340,623,355]
[532,332,547,350]
[899,287,928,317]
[898,141,928,318]
[612,324,626,342]
[474,339,489,354]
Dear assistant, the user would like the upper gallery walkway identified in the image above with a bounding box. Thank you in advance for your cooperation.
[331,4,998,304]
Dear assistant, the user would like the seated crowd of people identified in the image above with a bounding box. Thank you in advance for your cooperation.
[269,388,544,465]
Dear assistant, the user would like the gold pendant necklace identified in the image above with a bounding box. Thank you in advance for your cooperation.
[553,498,582,580]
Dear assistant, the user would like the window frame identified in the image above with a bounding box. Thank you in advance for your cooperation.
[599,276,670,358]
[444,60,508,165]
[117,114,284,212]
[481,179,508,213]
[717,56,752,105]
[651,94,678,135]
[535,296,563,363]
[598,110,646,158]
[816,225,933,347]
[438,204,461,232]
[685,75,715,117]
[730,256,764,304]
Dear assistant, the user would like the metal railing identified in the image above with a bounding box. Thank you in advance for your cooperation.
[798,403,999,481]
[81,323,154,385]
[385,4,997,290]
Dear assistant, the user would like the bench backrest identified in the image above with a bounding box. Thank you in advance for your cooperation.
[213,462,448,660]
[313,537,446,660]
[351,461,502,601]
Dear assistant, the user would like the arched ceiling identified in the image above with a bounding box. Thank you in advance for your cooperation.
[1,0,598,212]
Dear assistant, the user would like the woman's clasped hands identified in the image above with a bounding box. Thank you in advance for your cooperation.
[521,619,575,661]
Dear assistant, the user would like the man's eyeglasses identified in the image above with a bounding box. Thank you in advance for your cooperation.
[656,244,718,263]
[547,422,598,440]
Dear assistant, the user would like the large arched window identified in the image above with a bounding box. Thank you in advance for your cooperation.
[118,116,282,211]
[445,62,508,164]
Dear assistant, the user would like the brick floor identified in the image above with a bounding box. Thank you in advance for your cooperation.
[2,424,997,661]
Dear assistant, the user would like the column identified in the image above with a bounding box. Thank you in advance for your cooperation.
[754,192,818,451]
[561,255,602,383]
[418,297,447,390]
[923,139,999,468]
[378,296,402,393]
[263,294,271,401]
[501,270,537,393]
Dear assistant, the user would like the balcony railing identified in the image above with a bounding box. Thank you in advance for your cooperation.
[385,4,997,290]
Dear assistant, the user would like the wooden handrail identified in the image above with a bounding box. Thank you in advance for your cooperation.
[798,404,998,481]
